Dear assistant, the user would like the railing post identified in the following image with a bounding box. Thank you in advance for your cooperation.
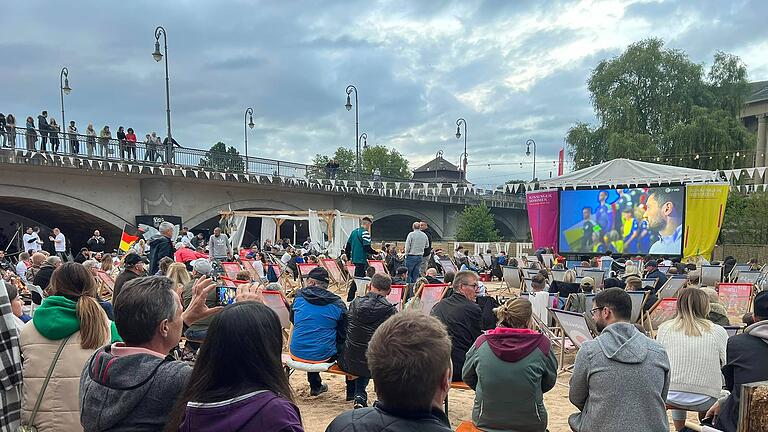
[276,161,280,176]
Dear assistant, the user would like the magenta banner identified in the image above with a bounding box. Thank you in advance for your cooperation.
[526,190,559,252]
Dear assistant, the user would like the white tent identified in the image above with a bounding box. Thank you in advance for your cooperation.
[536,158,720,190]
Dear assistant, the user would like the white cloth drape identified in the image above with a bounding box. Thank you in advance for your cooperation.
[308,209,325,250]
[260,218,277,247]
[330,210,360,258]
[230,215,247,250]
[474,243,490,256]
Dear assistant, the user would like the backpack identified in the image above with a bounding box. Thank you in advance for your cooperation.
[266,265,279,283]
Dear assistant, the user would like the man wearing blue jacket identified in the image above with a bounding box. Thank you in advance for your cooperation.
[289,267,348,396]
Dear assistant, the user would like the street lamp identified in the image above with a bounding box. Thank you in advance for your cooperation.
[345,85,360,176]
[152,26,173,164]
[455,118,467,178]
[244,107,255,173]
[60,67,71,134]
[526,139,537,181]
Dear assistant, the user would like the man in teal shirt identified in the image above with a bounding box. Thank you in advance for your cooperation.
[345,217,377,301]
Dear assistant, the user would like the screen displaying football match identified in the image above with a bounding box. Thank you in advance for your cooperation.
[558,186,685,256]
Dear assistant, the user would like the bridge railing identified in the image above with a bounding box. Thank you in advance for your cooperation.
[0,128,524,205]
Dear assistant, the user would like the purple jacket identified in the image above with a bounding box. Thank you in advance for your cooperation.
[180,390,303,432]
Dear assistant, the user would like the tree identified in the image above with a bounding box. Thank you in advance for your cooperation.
[199,142,244,172]
[566,39,753,171]
[455,202,501,242]
[312,145,412,180]
[721,192,768,245]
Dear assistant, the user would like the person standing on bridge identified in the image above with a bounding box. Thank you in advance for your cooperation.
[37,110,49,151]
[116,126,126,159]
[344,217,377,301]
[67,120,78,154]
[148,221,175,275]
[25,116,37,151]
[125,127,137,160]
[404,222,429,284]
[99,126,111,158]
[85,124,96,157]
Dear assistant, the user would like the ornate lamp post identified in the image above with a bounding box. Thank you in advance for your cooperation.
[60,67,71,133]
[152,26,173,163]
[526,139,537,181]
[455,118,467,178]
[244,107,255,173]
[345,85,360,176]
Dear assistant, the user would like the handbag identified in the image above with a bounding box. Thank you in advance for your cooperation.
[17,336,70,432]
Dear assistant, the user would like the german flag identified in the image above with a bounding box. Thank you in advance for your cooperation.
[119,224,142,252]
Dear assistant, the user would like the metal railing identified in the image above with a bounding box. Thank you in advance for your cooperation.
[0,127,525,206]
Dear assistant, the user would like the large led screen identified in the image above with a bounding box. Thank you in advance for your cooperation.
[559,186,684,256]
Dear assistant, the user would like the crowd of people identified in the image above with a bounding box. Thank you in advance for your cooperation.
[0,110,179,162]
[1,214,767,432]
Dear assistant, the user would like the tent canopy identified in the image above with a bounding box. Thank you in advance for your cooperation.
[536,158,719,189]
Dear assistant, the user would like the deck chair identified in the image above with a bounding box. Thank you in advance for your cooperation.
[550,308,596,372]
[438,257,458,275]
[642,278,659,291]
[418,284,449,314]
[627,291,648,325]
[353,277,370,298]
[388,284,406,310]
[367,260,387,275]
[296,263,319,287]
[344,261,356,280]
[657,276,687,299]
[723,326,741,337]
[531,313,579,372]
[541,253,554,269]
[240,258,260,281]
[321,258,346,291]
[551,268,567,282]
[502,266,522,292]
[729,264,751,282]
[736,271,761,284]
[717,283,753,318]
[647,298,678,334]
[262,290,292,330]
[701,264,723,287]
[220,261,243,280]
[97,270,115,293]
[523,278,534,293]
[582,268,605,289]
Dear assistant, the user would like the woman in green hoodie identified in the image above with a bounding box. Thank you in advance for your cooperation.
[20,262,121,432]
[462,298,558,432]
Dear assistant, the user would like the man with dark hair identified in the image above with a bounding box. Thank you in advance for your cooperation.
[391,266,408,285]
[113,253,148,301]
[289,267,348,396]
[645,188,683,255]
[708,290,768,431]
[431,270,482,381]
[327,311,452,431]
[339,273,397,409]
[569,288,670,432]
[344,217,377,300]
[80,276,192,431]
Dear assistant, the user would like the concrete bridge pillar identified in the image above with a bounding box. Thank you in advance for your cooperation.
[140,179,174,215]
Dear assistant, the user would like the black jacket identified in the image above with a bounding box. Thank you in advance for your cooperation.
[148,235,173,275]
[716,321,768,432]
[326,402,451,432]
[87,236,106,252]
[339,293,396,377]
[548,281,581,298]
[32,264,55,290]
[645,269,667,292]
[476,296,500,331]
[430,292,482,381]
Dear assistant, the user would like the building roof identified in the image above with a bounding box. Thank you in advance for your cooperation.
[746,80,768,104]
[413,156,461,173]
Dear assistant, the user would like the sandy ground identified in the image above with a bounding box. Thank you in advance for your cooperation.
[290,280,703,431]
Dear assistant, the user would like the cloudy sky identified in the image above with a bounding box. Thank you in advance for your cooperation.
[3,0,767,187]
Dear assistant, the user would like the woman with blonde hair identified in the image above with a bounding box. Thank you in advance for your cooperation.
[656,287,728,431]
[403,277,429,311]
[20,262,120,431]
[166,262,191,296]
[463,298,557,431]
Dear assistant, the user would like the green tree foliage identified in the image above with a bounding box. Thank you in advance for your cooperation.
[455,202,501,242]
[312,145,412,180]
[721,192,768,245]
[567,39,754,171]
[199,142,244,172]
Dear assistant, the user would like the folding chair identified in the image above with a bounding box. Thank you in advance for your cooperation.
[240,258,260,281]
[96,270,115,299]
[550,308,595,372]
[641,278,659,291]
[418,283,449,314]
[627,291,649,326]
[262,289,292,331]
[438,257,458,275]
[367,260,387,275]
[582,268,605,289]
[551,268,567,282]
[220,261,243,280]
[647,298,678,335]
[717,282,753,318]
[296,263,319,287]
[345,261,357,280]
[656,276,687,299]
[502,266,522,292]
[388,284,406,310]
[321,258,346,292]
[531,313,578,374]
[701,264,723,287]
[353,277,370,298]
[736,271,761,285]
[522,278,534,293]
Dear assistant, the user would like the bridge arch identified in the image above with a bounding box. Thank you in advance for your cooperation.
[371,208,445,240]
[184,199,305,230]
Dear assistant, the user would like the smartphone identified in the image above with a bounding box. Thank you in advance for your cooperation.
[216,286,237,306]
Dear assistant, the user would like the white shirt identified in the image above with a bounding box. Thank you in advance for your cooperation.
[22,233,40,252]
[649,224,683,255]
[179,232,194,248]
[529,291,551,323]
[54,233,66,252]
[281,252,291,265]
[16,261,28,283]
[252,259,266,279]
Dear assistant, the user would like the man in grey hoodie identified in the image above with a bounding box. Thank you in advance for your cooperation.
[568,288,670,432]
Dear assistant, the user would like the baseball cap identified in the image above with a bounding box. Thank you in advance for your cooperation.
[754,291,768,318]
[645,261,658,268]
[580,276,595,287]
[307,267,329,283]
[124,253,148,266]
[191,258,213,275]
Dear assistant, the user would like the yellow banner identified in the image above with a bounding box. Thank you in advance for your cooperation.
[683,184,729,260]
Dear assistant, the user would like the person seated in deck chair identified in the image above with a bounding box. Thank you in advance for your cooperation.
[463,298,558,432]
[568,288,670,432]
[431,270,482,381]
[326,312,453,432]
[289,267,348,396]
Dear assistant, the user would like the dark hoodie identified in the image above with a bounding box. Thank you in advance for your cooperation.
[179,390,303,432]
[431,292,482,381]
[289,285,348,361]
[79,343,192,431]
[148,234,173,275]
[339,292,397,377]
[462,328,557,432]
[568,322,670,432]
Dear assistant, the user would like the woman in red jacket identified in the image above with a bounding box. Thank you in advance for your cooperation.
[174,243,208,270]
[125,127,137,160]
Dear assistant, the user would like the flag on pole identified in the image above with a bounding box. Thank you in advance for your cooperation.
[119,224,142,252]
[558,148,564,176]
